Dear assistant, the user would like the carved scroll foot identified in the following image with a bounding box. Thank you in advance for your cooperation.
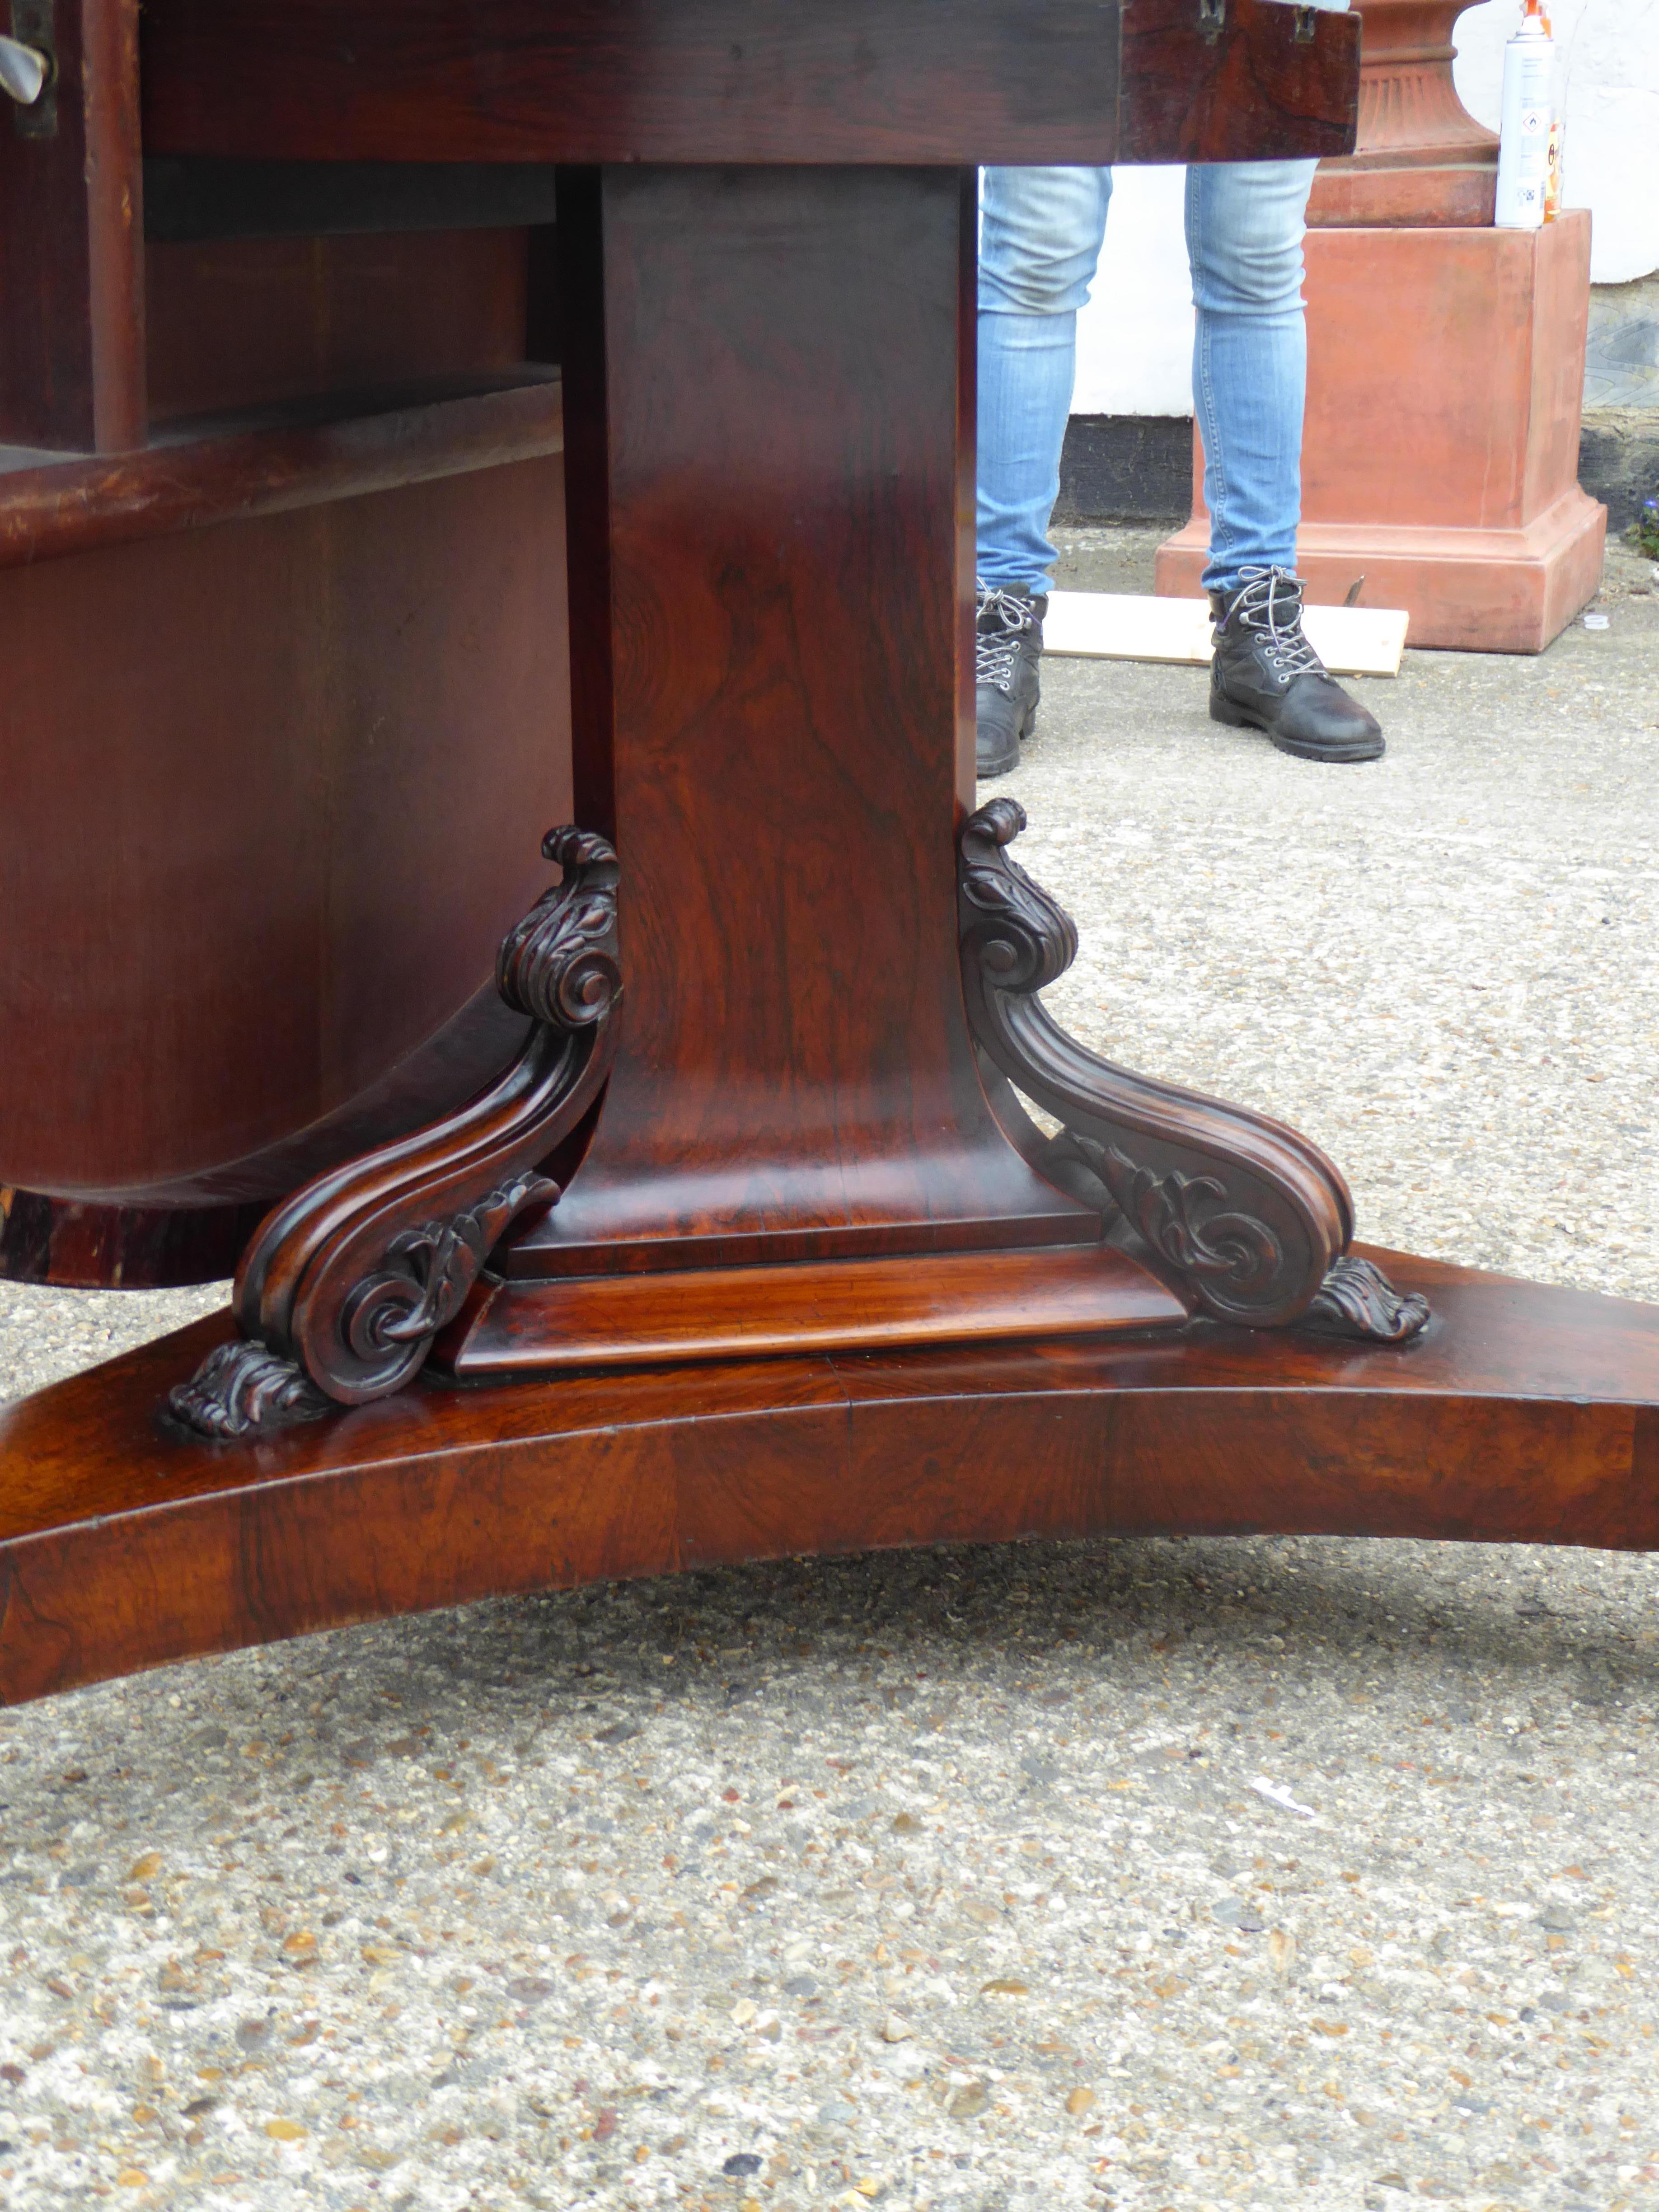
[1303,1255,1432,1344]
[167,1341,333,1440]
[957,798,1429,1338]
[169,828,623,1440]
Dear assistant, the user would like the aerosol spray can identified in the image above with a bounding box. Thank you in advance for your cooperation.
[1494,0,1555,231]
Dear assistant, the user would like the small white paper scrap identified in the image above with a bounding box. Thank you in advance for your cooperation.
[1248,1775,1319,1821]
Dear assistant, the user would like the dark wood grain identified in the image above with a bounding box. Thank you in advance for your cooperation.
[496,165,1103,1296]
[143,159,560,241]
[0,1188,265,1289]
[0,374,562,569]
[4,1250,1657,1705]
[0,450,569,1207]
[547,169,612,835]
[145,230,529,422]
[139,0,1120,167]
[0,0,145,450]
[136,0,1358,169]
[1119,0,1359,162]
[445,1245,1188,1373]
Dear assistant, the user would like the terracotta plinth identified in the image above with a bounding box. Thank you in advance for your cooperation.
[1306,0,1498,229]
[1156,212,1607,653]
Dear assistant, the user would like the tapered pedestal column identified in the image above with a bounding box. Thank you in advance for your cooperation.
[450,165,1175,1367]
[520,167,1091,1277]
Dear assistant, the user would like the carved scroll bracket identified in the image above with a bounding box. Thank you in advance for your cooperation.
[169,827,623,1439]
[958,797,1427,1341]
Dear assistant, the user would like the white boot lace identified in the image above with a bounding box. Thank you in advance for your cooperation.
[1226,567,1325,679]
[975,587,1040,694]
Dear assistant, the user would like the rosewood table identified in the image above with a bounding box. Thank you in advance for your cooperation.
[3,0,1656,1709]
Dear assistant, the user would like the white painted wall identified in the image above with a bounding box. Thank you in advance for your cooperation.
[1454,0,1659,285]
[1072,0,1659,417]
[1071,166,1194,415]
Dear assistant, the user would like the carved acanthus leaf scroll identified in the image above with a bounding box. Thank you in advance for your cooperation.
[1303,1254,1432,1343]
[958,798,1427,1340]
[1074,1139,1283,1296]
[339,1170,559,1359]
[165,1340,333,1440]
[169,828,623,1438]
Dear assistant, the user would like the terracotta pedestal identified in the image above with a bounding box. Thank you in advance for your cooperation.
[1156,0,1606,654]
[1156,211,1607,654]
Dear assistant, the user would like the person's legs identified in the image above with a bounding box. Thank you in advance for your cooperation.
[977,166,1112,595]
[1186,146,1383,764]
[974,168,1111,775]
[1185,157,1317,594]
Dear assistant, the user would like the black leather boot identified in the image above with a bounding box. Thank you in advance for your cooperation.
[1209,567,1383,764]
[975,583,1046,779]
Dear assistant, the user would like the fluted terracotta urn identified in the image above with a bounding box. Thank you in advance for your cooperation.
[1307,0,1500,226]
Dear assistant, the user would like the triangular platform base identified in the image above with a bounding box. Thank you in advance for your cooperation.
[4,1249,1657,1706]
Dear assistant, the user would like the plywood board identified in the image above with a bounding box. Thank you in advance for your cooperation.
[1043,590,1408,676]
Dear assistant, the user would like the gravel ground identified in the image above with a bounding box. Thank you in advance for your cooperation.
[1,531,1657,2212]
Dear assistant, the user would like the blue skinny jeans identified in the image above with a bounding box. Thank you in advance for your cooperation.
[978,159,1322,598]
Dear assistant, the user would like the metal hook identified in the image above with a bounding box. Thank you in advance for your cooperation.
[0,30,48,103]
[1198,0,1226,42]
[1293,5,1318,41]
